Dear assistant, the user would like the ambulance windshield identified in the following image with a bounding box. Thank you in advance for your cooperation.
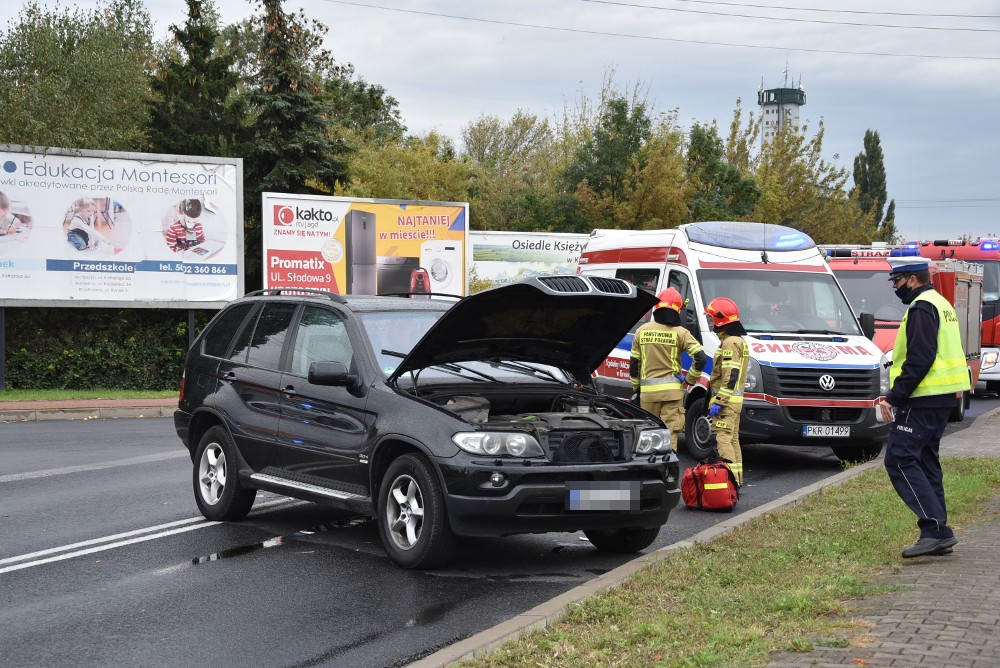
[698,270,862,336]
[832,269,907,322]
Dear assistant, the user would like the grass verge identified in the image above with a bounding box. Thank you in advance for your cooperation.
[0,388,177,402]
[461,456,1000,668]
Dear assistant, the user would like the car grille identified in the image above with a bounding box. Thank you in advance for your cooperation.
[548,430,621,462]
[786,407,864,423]
[762,366,878,399]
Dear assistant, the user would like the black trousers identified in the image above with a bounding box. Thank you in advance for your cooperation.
[884,405,954,540]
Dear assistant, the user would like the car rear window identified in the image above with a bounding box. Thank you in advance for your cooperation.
[203,303,254,358]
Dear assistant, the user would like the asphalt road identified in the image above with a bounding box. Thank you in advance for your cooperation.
[2,393,996,668]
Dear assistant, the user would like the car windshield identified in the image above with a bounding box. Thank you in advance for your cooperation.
[697,269,862,336]
[357,310,570,383]
[832,269,907,322]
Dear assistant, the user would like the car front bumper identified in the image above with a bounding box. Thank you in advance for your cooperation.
[438,456,681,538]
[738,398,889,447]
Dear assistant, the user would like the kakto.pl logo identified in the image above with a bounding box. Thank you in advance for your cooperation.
[274,205,296,226]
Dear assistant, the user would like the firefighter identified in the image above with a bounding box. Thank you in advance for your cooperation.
[630,288,707,444]
[705,297,749,486]
[878,257,969,558]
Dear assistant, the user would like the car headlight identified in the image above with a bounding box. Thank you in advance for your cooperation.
[982,350,999,370]
[453,432,544,457]
[879,354,891,395]
[635,428,672,454]
[744,356,762,393]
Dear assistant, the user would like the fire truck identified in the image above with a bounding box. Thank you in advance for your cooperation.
[909,239,1000,394]
[577,222,890,464]
[823,244,982,422]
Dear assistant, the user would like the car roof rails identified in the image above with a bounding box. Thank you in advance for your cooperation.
[244,287,346,303]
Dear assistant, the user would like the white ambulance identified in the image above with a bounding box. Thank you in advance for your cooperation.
[577,221,890,463]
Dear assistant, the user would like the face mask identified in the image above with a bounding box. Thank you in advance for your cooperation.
[894,283,913,302]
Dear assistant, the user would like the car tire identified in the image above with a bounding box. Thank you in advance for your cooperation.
[584,526,661,553]
[684,397,715,460]
[192,426,256,521]
[377,454,455,569]
[831,442,884,463]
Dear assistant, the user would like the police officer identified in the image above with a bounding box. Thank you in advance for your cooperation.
[630,288,707,444]
[878,256,970,558]
[705,297,749,486]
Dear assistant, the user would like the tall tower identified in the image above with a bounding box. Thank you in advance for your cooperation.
[758,68,806,146]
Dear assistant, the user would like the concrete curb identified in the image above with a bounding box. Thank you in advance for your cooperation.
[0,399,176,422]
[408,405,1000,668]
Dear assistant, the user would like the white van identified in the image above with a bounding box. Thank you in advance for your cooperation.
[577,221,890,463]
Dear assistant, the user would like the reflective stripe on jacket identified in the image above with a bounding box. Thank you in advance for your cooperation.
[709,333,749,405]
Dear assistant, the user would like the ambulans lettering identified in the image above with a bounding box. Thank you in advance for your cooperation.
[750,342,875,357]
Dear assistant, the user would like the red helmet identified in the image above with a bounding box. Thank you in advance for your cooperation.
[654,288,683,313]
[705,297,740,325]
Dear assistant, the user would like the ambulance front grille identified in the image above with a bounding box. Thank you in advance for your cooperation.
[763,366,878,399]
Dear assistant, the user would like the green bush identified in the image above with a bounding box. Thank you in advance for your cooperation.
[4,307,216,390]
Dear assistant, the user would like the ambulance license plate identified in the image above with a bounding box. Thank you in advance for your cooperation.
[803,425,851,438]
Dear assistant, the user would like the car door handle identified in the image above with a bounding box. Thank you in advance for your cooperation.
[222,371,236,381]
[281,385,296,396]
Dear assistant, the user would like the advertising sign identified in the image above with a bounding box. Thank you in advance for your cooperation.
[468,231,588,289]
[262,193,468,296]
[0,145,243,309]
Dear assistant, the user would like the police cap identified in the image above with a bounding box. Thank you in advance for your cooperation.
[887,256,931,279]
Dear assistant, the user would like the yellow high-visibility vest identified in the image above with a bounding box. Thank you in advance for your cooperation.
[890,289,970,397]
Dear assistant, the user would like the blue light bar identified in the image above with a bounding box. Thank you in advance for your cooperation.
[683,222,815,252]
[889,248,920,257]
[982,240,999,251]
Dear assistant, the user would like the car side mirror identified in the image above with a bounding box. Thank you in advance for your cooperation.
[308,360,362,394]
[859,312,876,341]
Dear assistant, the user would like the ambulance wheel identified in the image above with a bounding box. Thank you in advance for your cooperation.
[584,526,660,553]
[684,397,714,460]
[832,442,883,463]
[948,390,968,423]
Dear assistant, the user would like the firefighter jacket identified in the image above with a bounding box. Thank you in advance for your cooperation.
[709,332,748,406]
[630,322,705,400]
[889,286,970,402]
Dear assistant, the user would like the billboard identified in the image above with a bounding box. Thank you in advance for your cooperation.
[262,194,468,296]
[0,145,243,309]
[468,231,589,289]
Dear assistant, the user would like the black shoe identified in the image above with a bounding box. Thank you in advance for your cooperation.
[931,547,954,556]
[901,536,958,558]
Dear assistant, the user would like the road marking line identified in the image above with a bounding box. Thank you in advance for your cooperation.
[0,497,299,574]
[0,451,189,483]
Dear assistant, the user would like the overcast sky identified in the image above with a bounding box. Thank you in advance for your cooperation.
[3,0,998,241]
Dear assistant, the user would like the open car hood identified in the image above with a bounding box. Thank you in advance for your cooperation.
[388,275,658,382]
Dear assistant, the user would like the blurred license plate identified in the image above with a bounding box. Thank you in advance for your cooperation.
[803,425,851,438]
[566,481,640,512]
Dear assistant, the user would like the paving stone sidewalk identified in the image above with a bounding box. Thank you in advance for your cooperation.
[768,411,1000,668]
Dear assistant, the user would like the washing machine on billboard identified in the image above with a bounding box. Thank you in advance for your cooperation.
[421,240,463,295]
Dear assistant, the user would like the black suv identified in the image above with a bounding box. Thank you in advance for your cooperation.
[174,275,680,568]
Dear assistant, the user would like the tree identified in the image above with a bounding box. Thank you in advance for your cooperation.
[147,0,245,156]
[851,129,893,239]
[461,111,558,231]
[242,0,352,289]
[324,63,405,144]
[686,123,760,222]
[0,0,154,150]
[564,95,652,204]
[747,119,876,244]
[336,131,473,203]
